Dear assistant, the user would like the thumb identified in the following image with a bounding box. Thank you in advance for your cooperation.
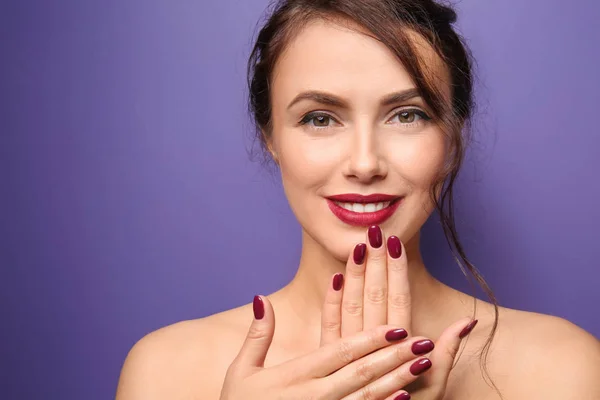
[425,317,479,390]
[233,295,276,373]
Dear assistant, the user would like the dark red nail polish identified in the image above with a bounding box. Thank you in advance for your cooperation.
[412,339,435,355]
[394,393,411,400]
[409,358,432,375]
[459,319,478,339]
[388,236,402,258]
[253,295,264,320]
[333,273,344,291]
[385,328,408,342]
[368,225,383,248]
[353,243,367,265]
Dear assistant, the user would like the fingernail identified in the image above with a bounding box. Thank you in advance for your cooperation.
[412,339,435,355]
[368,225,383,248]
[253,295,264,320]
[409,358,432,375]
[459,319,478,339]
[387,236,402,258]
[332,273,344,291]
[394,393,411,400]
[353,243,367,264]
[385,328,408,342]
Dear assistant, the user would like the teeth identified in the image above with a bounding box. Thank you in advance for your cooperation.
[335,201,391,213]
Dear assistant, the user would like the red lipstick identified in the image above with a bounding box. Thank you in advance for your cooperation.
[326,193,403,227]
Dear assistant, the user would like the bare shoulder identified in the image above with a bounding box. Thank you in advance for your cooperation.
[115,303,253,400]
[499,307,600,398]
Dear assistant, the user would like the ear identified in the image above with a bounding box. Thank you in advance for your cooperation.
[261,129,279,164]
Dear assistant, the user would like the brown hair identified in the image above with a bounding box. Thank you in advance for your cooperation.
[247,0,500,396]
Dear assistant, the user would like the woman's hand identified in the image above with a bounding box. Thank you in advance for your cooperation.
[320,225,478,399]
[220,296,435,400]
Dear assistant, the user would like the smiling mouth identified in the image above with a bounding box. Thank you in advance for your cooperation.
[331,199,400,213]
[325,196,403,227]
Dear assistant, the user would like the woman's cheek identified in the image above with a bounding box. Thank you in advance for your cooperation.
[401,134,446,186]
[280,134,339,183]
[278,137,326,212]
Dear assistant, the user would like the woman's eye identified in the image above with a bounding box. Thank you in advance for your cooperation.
[299,109,430,129]
[391,109,431,124]
[300,113,334,128]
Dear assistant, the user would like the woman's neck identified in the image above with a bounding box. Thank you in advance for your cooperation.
[272,229,468,340]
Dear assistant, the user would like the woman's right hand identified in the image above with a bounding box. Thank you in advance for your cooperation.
[219,295,428,400]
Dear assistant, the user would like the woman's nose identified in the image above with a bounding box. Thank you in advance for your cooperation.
[343,129,387,183]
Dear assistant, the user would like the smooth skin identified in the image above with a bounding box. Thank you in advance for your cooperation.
[116,18,600,400]
[317,229,475,398]
[219,232,476,400]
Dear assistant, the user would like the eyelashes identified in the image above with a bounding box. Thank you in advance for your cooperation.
[298,108,432,130]
[299,113,335,129]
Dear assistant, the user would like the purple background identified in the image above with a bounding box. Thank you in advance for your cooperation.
[1,0,598,399]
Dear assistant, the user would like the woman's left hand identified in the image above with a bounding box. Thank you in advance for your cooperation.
[320,224,478,399]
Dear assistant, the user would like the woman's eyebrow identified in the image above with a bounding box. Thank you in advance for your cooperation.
[286,90,348,110]
[286,88,422,111]
[380,88,422,106]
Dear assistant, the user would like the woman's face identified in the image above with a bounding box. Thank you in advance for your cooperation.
[268,18,452,261]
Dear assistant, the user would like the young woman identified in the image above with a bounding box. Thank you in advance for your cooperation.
[116,1,600,399]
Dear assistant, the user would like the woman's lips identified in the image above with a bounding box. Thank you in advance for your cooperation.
[326,198,403,226]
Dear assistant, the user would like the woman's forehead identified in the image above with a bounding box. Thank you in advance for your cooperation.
[271,18,451,103]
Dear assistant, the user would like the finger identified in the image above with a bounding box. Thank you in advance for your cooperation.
[424,317,478,391]
[341,243,367,337]
[283,324,408,379]
[382,390,411,400]
[230,295,275,375]
[320,273,344,346]
[386,236,411,330]
[363,225,388,330]
[325,336,431,399]
[340,356,432,400]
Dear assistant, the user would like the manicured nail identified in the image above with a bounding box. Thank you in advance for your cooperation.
[385,328,408,342]
[253,295,264,320]
[353,243,367,264]
[409,358,432,375]
[412,339,435,355]
[459,319,478,339]
[394,393,411,400]
[387,236,402,258]
[332,273,344,291]
[368,225,383,248]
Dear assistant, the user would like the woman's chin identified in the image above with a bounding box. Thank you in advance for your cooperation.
[322,235,366,264]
